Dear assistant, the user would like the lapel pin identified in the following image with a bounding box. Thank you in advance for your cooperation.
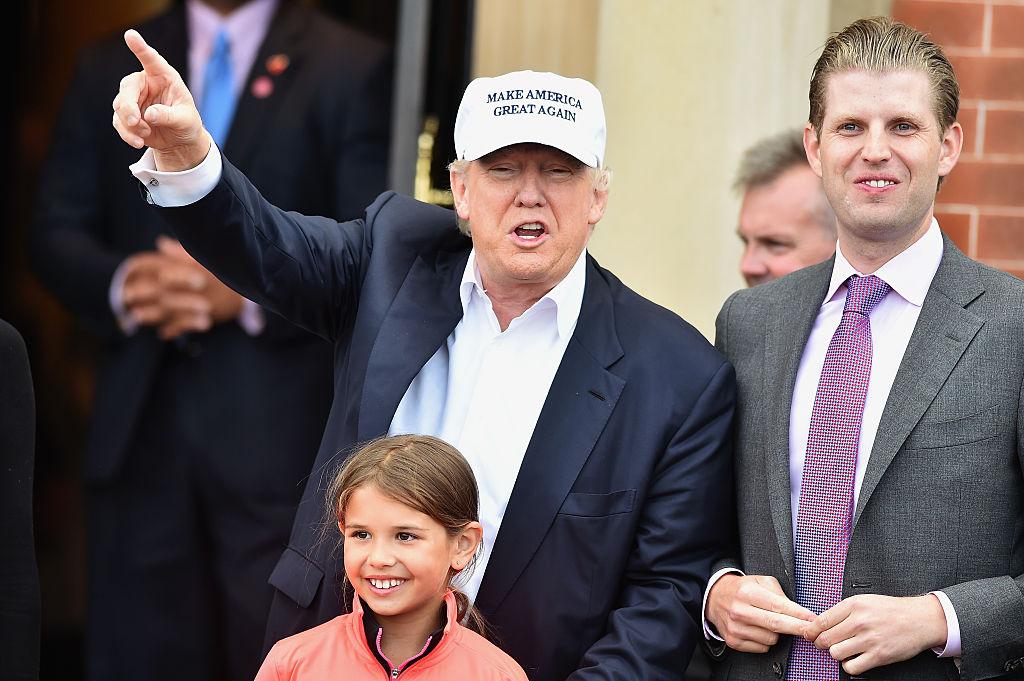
[266,53,290,76]
[251,75,274,99]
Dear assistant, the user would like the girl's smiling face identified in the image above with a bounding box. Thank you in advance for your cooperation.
[340,484,480,631]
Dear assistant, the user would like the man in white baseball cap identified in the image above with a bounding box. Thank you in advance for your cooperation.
[112,31,737,680]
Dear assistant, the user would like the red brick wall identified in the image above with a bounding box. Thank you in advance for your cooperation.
[893,0,1024,278]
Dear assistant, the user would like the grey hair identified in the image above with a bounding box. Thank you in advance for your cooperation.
[734,129,837,238]
[447,158,612,236]
[733,129,809,193]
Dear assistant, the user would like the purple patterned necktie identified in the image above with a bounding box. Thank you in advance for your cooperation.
[787,275,890,681]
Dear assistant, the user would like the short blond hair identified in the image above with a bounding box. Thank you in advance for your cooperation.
[809,16,959,136]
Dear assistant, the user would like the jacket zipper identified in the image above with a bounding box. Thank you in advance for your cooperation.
[377,629,434,678]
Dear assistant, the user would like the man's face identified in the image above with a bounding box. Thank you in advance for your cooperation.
[805,69,962,248]
[450,143,607,297]
[737,165,836,286]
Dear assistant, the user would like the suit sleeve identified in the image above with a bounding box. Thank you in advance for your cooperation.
[711,291,743,581]
[569,359,737,680]
[157,158,382,342]
[940,364,1024,681]
[29,49,133,339]
[0,320,40,681]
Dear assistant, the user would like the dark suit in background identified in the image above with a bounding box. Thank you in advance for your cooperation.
[0,319,39,681]
[714,241,1024,680]
[29,4,391,680]
[155,160,737,681]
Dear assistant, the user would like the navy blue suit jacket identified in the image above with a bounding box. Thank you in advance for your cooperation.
[160,158,738,681]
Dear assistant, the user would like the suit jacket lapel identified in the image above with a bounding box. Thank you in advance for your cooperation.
[356,249,468,440]
[764,260,833,582]
[475,258,625,614]
[224,2,305,166]
[854,238,985,526]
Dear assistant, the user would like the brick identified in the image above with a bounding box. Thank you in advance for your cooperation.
[893,1,985,49]
[991,5,1024,51]
[935,211,972,252]
[950,56,1024,102]
[983,109,1024,156]
[958,105,979,155]
[940,160,1024,206]
[976,215,1024,260]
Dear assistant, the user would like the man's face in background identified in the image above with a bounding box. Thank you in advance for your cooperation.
[737,164,836,287]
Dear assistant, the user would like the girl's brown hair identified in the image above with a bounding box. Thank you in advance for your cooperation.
[326,434,487,633]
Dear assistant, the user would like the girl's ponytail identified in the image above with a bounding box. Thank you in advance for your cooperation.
[453,589,490,637]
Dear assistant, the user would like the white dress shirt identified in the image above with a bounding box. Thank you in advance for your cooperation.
[130,144,588,602]
[389,249,586,601]
[705,220,961,657]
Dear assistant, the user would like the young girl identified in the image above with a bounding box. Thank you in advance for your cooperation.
[254,434,528,681]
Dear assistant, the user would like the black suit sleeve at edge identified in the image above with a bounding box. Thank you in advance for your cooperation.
[0,319,40,681]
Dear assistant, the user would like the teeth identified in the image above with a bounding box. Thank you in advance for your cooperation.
[516,223,544,239]
[865,179,895,188]
[369,578,403,589]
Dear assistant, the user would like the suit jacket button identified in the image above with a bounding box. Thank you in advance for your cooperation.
[772,661,783,677]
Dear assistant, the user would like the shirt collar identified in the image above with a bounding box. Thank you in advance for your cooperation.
[459,248,588,340]
[187,0,278,63]
[825,218,943,307]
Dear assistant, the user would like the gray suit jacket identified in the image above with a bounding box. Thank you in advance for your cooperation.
[713,237,1024,681]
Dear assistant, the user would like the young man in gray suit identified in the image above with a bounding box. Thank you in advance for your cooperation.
[707,17,1024,681]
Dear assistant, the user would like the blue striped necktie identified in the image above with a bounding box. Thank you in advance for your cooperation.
[200,29,236,147]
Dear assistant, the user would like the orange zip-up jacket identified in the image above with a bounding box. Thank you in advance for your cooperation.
[254,591,527,681]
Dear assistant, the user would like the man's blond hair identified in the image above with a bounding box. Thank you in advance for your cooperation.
[809,16,959,137]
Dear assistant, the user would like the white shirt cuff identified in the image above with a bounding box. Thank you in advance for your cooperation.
[109,258,139,335]
[930,591,962,658]
[129,143,223,207]
[238,298,266,336]
[703,567,745,641]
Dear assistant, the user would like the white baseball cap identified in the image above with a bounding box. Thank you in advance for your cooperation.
[453,70,606,167]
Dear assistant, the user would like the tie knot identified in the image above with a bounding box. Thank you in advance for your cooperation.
[843,275,890,316]
[212,29,231,55]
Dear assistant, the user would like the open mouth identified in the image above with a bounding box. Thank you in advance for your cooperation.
[513,222,547,241]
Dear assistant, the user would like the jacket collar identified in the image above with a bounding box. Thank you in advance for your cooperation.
[350,591,460,675]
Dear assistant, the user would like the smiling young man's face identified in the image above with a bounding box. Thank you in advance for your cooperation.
[450,143,607,300]
[804,69,962,248]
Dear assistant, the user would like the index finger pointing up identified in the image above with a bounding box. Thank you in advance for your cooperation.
[124,29,172,76]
